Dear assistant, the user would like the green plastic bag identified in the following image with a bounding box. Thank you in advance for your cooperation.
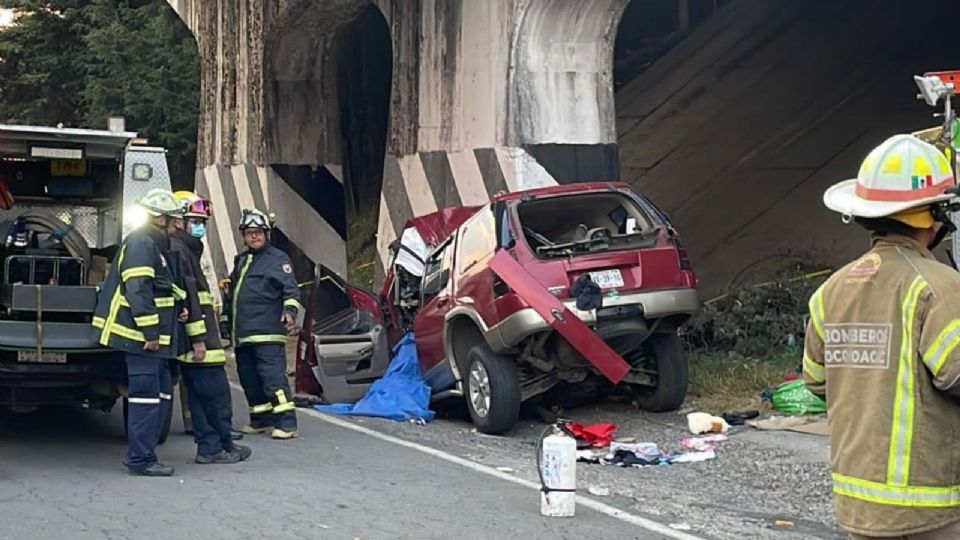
[772,380,827,415]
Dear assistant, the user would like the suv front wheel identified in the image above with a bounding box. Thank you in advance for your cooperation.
[464,343,521,434]
[632,331,688,412]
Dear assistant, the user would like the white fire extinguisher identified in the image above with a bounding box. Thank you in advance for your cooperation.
[538,422,577,517]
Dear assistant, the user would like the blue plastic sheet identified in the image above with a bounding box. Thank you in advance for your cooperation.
[316,333,435,422]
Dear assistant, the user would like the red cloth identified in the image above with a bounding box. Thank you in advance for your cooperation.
[564,422,617,448]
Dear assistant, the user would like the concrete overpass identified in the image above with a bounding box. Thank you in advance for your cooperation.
[164,0,960,291]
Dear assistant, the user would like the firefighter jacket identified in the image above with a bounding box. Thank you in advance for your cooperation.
[92,226,186,359]
[803,233,960,536]
[220,243,302,347]
[169,230,225,364]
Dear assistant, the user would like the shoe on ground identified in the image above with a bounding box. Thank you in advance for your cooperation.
[195,450,242,465]
[241,424,274,435]
[128,462,175,477]
[271,428,299,440]
[230,444,252,461]
[230,429,244,440]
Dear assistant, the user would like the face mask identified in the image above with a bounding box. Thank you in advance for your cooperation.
[189,222,206,238]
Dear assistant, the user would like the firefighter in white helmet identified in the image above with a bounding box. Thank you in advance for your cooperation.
[92,188,187,476]
[805,134,960,538]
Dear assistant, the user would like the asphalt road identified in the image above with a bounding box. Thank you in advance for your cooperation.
[0,387,687,540]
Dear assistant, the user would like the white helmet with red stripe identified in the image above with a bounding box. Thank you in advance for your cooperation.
[824,134,957,218]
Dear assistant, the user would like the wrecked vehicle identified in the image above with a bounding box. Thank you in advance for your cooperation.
[296,182,700,433]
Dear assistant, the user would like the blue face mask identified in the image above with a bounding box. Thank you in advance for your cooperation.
[189,222,206,238]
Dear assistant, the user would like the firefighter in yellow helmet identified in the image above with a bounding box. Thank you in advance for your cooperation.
[805,134,960,538]
[168,191,250,464]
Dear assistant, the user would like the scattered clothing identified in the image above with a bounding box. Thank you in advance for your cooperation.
[570,273,603,311]
[565,422,617,448]
[722,410,760,426]
[681,434,727,452]
[671,449,716,463]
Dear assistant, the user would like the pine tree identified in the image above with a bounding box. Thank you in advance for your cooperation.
[0,0,199,187]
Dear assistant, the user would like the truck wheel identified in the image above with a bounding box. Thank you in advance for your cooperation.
[121,396,174,445]
[464,343,521,434]
[633,332,688,412]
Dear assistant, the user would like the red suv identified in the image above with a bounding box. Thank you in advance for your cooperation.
[296,182,700,433]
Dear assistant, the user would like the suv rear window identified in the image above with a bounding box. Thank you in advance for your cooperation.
[516,191,660,258]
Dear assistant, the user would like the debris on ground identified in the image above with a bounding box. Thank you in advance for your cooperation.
[747,415,829,436]
[771,380,827,415]
[687,412,730,434]
[564,422,617,448]
[669,523,693,531]
[587,485,610,496]
[316,333,435,423]
[775,520,795,527]
[721,410,760,426]
[495,466,515,473]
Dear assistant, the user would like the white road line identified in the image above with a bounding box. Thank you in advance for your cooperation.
[227,382,704,540]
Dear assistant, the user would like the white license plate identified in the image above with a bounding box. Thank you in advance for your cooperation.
[589,269,624,289]
[17,351,67,364]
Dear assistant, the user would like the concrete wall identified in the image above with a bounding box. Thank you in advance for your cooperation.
[616,0,960,292]
[167,0,633,287]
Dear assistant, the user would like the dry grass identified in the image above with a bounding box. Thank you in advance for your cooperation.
[685,350,799,414]
[346,204,379,290]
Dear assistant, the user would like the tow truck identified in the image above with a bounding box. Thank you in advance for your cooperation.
[0,121,177,441]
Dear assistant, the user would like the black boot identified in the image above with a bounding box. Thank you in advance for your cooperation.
[128,463,175,477]
[229,444,252,461]
[195,450,242,464]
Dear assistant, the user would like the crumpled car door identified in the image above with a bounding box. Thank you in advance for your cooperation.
[308,265,392,403]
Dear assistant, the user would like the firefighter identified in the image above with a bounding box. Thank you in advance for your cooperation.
[169,192,252,464]
[805,133,960,538]
[220,208,302,439]
[93,189,186,477]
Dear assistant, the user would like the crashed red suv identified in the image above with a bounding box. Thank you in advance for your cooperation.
[296,182,700,433]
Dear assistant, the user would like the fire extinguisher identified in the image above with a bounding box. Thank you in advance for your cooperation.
[537,421,577,517]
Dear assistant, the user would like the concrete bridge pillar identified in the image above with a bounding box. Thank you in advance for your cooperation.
[167,0,628,284]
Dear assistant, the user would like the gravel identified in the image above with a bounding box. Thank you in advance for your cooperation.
[321,400,842,540]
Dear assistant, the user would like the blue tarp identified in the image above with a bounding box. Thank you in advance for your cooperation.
[316,333,436,422]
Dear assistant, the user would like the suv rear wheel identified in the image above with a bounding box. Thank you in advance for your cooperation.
[464,343,521,434]
[632,332,688,412]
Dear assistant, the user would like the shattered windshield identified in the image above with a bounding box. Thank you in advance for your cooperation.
[516,191,660,258]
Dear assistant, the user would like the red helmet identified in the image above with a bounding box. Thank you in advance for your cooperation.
[174,191,212,219]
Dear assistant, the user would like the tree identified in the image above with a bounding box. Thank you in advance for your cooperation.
[0,0,199,187]
[0,2,88,126]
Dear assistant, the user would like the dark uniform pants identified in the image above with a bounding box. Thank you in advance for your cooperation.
[125,353,172,470]
[181,364,234,456]
[235,344,297,430]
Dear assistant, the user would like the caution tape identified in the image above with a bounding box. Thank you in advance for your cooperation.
[703,268,833,306]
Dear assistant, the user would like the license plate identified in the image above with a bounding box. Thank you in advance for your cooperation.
[17,350,67,364]
[588,269,624,289]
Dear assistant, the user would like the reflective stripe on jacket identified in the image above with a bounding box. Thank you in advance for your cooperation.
[803,233,960,536]
[92,227,182,359]
[221,244,302,347]
[169,230,225,364]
